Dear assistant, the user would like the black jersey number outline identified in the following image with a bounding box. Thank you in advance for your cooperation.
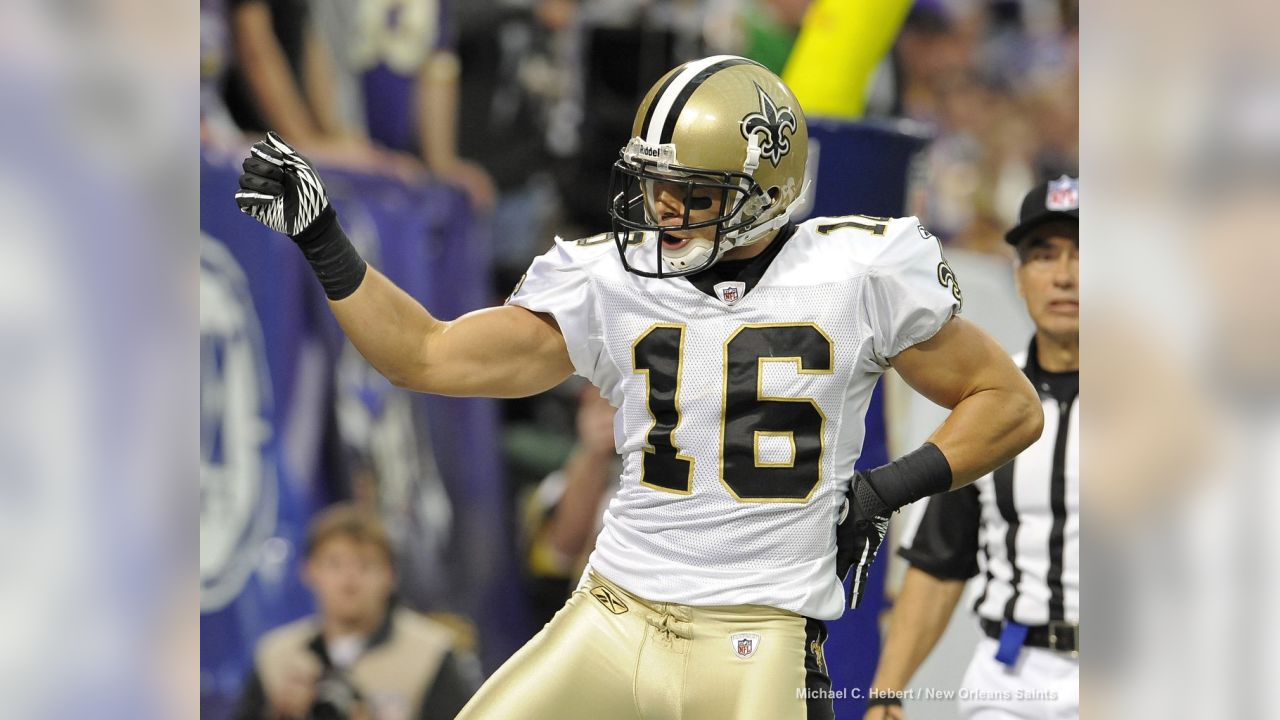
[632,323,833,502]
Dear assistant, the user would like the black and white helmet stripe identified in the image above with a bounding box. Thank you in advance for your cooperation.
[235,132,330,237]
[640,55,761,146]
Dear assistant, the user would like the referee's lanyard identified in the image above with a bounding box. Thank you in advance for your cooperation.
[995,622,1029,666]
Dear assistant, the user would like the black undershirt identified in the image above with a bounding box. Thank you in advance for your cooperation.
[1036,368,1079,406]
[685,224,797,299]
[1026,339,1079,405]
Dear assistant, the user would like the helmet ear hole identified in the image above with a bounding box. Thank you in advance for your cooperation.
[762,186,781,214]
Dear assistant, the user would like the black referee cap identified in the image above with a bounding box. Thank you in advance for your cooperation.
[1005,175,1079,246]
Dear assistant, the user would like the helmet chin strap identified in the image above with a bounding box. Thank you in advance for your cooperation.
[661,178,811,273]
[721,135,809,249]
[723,178,812,249]
[659,135,810,275]
[660,178,808,271]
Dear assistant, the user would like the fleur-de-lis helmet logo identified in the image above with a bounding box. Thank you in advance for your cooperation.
[740,83,798,167]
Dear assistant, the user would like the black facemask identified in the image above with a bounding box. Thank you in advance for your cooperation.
[607,155,766,278]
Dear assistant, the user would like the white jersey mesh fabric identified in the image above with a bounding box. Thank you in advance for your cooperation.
[508,216,959,620]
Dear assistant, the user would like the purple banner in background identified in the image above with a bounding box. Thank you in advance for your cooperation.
[198,151,514,719]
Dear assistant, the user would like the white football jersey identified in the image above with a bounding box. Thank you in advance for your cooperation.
[507,215,961,620]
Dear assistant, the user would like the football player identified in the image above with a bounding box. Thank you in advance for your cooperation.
[235,55,1043,720]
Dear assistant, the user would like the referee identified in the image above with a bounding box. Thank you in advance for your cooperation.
[864,177,1080,720]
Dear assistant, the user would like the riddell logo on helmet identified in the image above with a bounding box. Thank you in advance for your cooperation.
[636,145,660,157]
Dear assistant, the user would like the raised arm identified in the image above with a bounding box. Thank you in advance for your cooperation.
[234,132,573,399]
[890,316,1043,487]
[331,268,573,398]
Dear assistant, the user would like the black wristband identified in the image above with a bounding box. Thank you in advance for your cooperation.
[291,206,368,300]
[861,442,953,515]
[866,696,903,708]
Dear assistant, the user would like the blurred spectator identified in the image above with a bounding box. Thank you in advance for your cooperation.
[554,0,705,232]
[487,0,692,481]
[231,504,479,720]
[202,0,241,147]
[916,69,1039,254]
[873,3,970,122]
[883,1,1077,257]
[222,0,380,166]
[520,387,618,626]
[454,0,579,283]
[334,338,455,613]
[704,0,812,74]
[311,0,497,210]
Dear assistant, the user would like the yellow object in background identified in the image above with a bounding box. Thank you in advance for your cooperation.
[782,0,912,119]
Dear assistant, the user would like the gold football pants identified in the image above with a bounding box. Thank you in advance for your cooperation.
[457,572,834,720]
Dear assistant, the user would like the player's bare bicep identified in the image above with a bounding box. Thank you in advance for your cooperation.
[497,306,576,381]
[426,305,573,397]
[889,317,1016,409]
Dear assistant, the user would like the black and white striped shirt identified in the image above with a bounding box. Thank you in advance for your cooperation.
[898,338,1079,626]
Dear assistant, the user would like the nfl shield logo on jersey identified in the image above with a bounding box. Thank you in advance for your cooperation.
[730,633,761,659]
[1045,175,1079,211]
[714,281,746,306]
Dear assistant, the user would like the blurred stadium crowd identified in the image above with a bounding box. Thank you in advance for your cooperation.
[199,0,1077,717]
[201,0,1078,266]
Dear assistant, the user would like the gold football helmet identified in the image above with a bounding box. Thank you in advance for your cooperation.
[608,55,810,278]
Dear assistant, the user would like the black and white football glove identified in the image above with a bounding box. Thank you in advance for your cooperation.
[836,472,893,609]
[234,132,331,237]
[232,132,368,300]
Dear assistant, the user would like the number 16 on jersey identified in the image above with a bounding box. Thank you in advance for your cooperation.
[632,322,833,503]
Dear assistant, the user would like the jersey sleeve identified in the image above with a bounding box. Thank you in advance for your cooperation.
[861,218,962,365]
[506,240,601,381]
[896,485,982,581]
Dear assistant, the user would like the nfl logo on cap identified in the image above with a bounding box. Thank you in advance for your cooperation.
[1045,175,1079,212]
[730,633,760,659]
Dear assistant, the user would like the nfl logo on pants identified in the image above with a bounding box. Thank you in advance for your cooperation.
[731,633,761,659]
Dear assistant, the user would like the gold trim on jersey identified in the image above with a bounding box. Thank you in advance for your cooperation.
[718,322,834,504]
[632,323,696,495]
[816,214,891,237]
